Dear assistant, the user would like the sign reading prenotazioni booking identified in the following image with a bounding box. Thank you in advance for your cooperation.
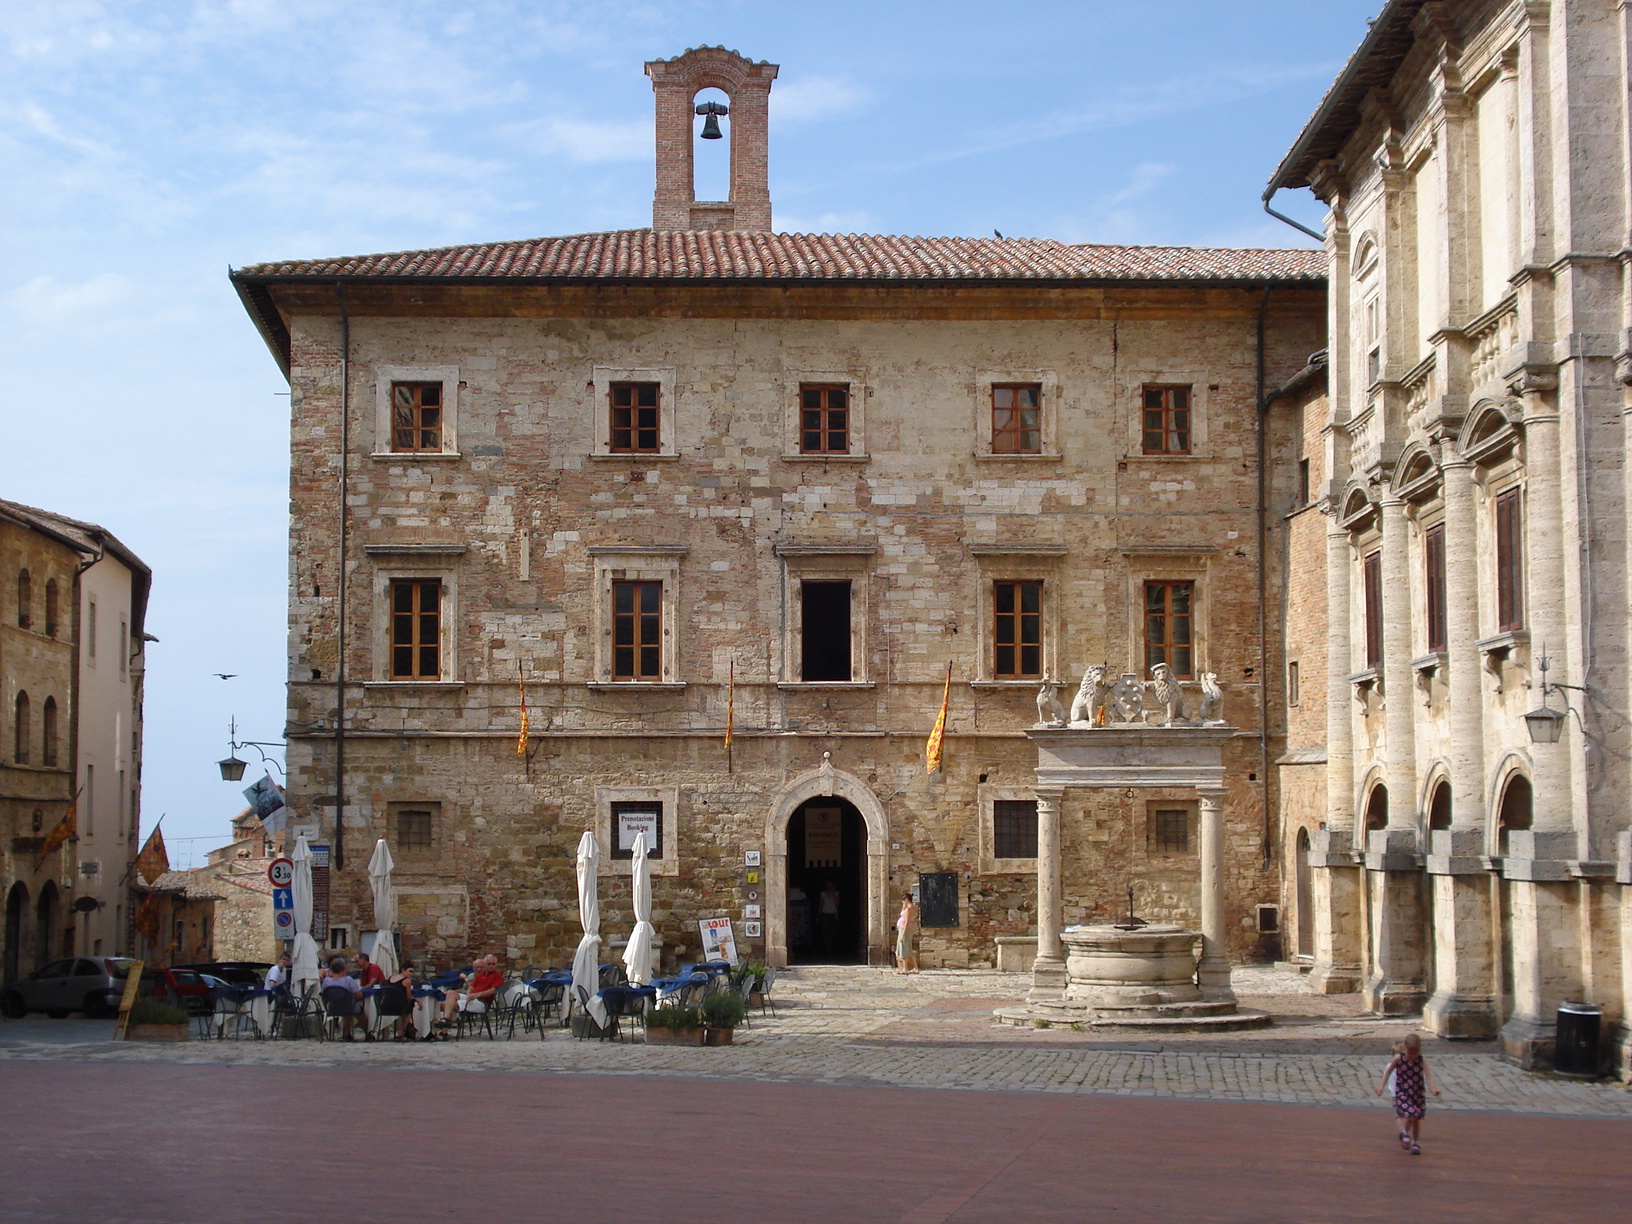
[698,916,739,965]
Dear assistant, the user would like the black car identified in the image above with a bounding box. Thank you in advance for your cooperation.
[170,962,270,988]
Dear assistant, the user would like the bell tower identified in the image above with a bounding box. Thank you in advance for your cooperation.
[645,47,779,231]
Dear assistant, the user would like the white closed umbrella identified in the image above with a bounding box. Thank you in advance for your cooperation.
[368,838,399,980]
[622,830,656,985]
[290,834,321,992]
[570,831,607,1026]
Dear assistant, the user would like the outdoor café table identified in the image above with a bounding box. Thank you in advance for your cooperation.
[698,960,733,979]
[411,987,444,1037]
[235,987,275,1038]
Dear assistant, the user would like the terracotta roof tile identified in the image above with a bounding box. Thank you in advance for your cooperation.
[238,229,1324,284]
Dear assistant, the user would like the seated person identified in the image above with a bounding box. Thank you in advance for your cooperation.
[265,951,292,992]
[319,956,363,1041]
[356,951,386,990]
[437,953,503,1034]
[378,960,417,1041]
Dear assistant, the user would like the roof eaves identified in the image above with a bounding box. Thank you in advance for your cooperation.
[230,270,293,380]
[1266,1,1425,195]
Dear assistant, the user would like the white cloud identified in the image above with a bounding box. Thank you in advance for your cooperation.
[772,74,872,124]
[775,210,874,236]
[7,272,133,317]
[505,115,654,163]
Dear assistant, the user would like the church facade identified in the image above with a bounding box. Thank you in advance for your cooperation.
[234,47,1323,976]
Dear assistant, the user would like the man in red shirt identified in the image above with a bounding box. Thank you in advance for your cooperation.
[437,953,503,1032]
[356,952,387,990]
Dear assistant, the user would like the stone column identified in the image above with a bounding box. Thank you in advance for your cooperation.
[1363,497,1427,1014]
[1196,786,1234,999]
[1501,399,1581,1065]
[1309,525,1363,993]
[1424,457,1496,1037]
[1028,786,1067,1002]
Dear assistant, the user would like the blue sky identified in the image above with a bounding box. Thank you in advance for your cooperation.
[1,0,1376,864]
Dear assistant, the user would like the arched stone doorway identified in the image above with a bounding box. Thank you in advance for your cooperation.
[4,882,28,985]
[1294,828,1313,958]
[1495,773,1533,1021]
[35,881,58,969]
[1427,780,1452,831]
[786,797,867,964]
[765,758,887,968]
[1363,783,1389,833]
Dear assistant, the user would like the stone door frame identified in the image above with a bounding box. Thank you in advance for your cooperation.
[764,755,888,968]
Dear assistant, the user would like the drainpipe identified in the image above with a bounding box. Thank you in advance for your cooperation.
[67,539,104,939]
[333,282,350,874]
[1262,187,1325,243]
[1255,287,1273,870]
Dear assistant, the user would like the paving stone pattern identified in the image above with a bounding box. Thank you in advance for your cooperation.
[4,966,1629,1119]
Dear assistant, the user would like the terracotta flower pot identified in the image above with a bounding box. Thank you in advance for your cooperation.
[645,1025,705,1046]
[126,1024,189,1042]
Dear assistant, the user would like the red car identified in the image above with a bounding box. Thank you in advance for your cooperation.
[141,968,213,1016]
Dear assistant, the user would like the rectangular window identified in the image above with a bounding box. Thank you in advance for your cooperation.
[87,600,97,661]
[1424,523,1447,653]
[610,382,661,454]
[1495,488,1523,632]
[612,580,663,679]
[1363,551,1383,668]
[611,801,664,860]
[1141,385,1192,455]
[1152,808,1190,854]
[390,382,443,453]
[993,800,1038,860]
[1143,581,1194,679]
[119,615,128,678]
[396,808,433,851]
[1297,458,1310,506]
[993,580,1043,679]
[799,384,850,455]
[1287,660,1300,707]
[800,581,852,681]
[389,579,442,680]
[991,384,1042,454]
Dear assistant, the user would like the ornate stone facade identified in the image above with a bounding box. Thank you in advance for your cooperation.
[1268,0,1632,1074]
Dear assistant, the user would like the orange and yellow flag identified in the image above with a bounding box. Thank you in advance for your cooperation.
[35,791,78,870]
[925,663,952,775]
[517,676,530,758]
[724,660,735,754]
[134,824,170,886]
[134,893,160,947]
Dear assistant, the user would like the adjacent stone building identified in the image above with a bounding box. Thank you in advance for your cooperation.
[233,47,1325,976]
[1,499,150,978]
[1267,0,1632,1073]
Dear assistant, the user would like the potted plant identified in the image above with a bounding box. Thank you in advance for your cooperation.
[701,990,746,1045]
[644,1002,704,1046]
[124,999,190,1042]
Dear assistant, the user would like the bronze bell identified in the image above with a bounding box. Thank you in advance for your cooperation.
[695,100,728,139]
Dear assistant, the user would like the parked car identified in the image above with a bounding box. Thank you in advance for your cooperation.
[140,968,214,1016]
[1,957,138,1019]
[170,961,270,988]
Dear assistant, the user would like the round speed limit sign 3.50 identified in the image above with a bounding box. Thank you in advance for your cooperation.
[268,857,294,888]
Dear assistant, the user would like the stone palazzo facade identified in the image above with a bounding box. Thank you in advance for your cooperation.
[1268,0,1632,1073]
[233,48,1324,978]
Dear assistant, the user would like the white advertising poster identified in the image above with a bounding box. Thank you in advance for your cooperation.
[698,916,739,965]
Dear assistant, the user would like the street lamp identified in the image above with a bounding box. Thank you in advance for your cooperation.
[1524,647,1585,745]
[215,716,285,781]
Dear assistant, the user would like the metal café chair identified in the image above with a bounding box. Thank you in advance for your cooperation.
[530,980,566,1034]
[318,985,360,1041]
[270,985,317,1039]
[756,965,779,1018]
[489,981,534,1039]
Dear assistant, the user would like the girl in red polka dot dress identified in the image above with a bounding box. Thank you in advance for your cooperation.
[1377,1033,1440,1154]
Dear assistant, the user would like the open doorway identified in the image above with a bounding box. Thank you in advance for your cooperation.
[786,797,866,964]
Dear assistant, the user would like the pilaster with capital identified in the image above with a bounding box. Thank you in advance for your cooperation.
[1028,787,1066,1002]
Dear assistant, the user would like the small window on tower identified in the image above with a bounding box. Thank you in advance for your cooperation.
[799,384,850,455]
[610,383,662,454]
[1141,386,1192,455]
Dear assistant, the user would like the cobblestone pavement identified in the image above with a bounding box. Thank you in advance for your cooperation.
[4,965,1629,1119]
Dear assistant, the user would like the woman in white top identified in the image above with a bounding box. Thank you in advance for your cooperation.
[895,892,920,974]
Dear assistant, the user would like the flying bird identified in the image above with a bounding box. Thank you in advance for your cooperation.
[213,673,237,680]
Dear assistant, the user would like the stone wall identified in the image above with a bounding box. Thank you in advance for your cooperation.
[275,280,1324,971]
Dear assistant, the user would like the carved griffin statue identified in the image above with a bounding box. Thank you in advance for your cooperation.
[1148,662,1186,725]
[1198,672,1224,723]
[1035,678,1068,727]
[1069,663,1114,725]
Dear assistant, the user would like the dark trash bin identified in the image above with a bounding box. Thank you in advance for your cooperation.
[1554,1001,1601,1078]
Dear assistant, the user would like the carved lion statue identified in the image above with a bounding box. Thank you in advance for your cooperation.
[1035,678,1068,727]
[1149,662,1186,725]
[1198,672,1224,722]
[1069,663,1113,725]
